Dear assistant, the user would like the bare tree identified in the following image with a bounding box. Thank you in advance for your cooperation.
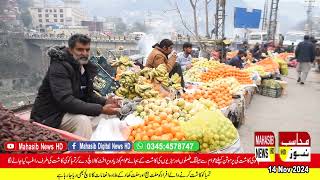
[175,2,207,51]
[189,0,199,37]
[205,0,212,38]
[173,0,215,57]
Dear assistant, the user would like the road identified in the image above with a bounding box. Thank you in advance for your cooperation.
[239,67,320,153]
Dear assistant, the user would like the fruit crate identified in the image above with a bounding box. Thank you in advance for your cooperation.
[91,56,116,77]
[259,86,282,98]
[90,56,119,96]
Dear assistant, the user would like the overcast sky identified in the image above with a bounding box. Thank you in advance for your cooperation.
[80,0,319,37]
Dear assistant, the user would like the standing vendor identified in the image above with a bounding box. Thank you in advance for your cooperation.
[146,39,185,87]
[31,34,121,139]
[177,42,193,72]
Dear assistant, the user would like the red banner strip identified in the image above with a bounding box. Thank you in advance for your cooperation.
[0,153,319,168]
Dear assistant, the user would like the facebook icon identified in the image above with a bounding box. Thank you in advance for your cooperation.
[68,142,78,150]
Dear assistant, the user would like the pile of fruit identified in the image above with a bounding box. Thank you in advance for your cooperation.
[115,72,159,99]
[115,64,184,99]
[0,105,66,153]
[273,57,288,76]
[202,77,242,95]
[244,65,269,77]
[184,60,223,82]
[140,64,183,90]
[201,66,253,84]
[183,84,233,109]
[261,79,282,89]
[128,114,186,141]
[277,52,294,61]
[181,110,239,153]
[111,56,134,71]
[256,57,279,73]
[134,98,217,122]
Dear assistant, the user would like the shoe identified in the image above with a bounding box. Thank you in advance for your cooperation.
[297,77,301,82]
[300,82,304,85]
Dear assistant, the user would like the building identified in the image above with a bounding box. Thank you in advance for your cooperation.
[103,16,122,33]
[0,0,20,22]
[29,0,88,30]
[81,21,104,32]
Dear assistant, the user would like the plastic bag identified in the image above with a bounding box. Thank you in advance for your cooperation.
[90,117,130,141]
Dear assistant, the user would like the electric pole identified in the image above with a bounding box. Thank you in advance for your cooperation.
[267,0,280,44]
[214,0,226,40]
[306,0,315,36]
[262,0,269,31]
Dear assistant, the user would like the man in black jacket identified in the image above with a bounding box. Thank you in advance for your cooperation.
[295,35,316,85]
[228,50,246,69]
[31,34,120,139]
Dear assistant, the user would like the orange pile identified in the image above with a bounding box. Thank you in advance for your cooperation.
[226,51,238,59]
[128,114,186,141]
[277,52,294,61]
[201,66,253,84]
[256,57,279,73]
[182,84,233,109]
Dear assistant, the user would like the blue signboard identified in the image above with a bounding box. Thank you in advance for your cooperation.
[234,7,262,29]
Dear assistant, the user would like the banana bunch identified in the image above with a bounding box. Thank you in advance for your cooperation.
[154,64,167,76]
[111,56,134,71]
[135,81,159,99]
[116,70,159,99]
[154,64,170,87]
[170,73,183,90]
[118,71,138,88]
[139,67,155,79]
[115,71,139,99]
[139,64,171,87]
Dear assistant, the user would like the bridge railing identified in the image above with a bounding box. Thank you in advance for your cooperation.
[24,33,203,44]
[24,33,138,42]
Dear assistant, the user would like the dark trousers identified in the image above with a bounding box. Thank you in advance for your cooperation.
[169,63,185,88]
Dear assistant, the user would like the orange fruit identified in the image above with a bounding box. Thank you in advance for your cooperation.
[159,112,167,120]
[152,122,160,129]
[150,135,158,140]
[128,135,134,142]
[167,133,174,140]
[146,129,155,137]
[175,132,184,140]
[171,119,179,126]
[162,124,172,134]
[161,120,168,125]
[161,134,171,140]
[135,134,142,141]
[142,135,149,141]
[148,115,156,122]
[131,130,137,136]
[155,127,163,136]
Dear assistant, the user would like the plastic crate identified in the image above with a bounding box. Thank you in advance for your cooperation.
[90,56,119,96]
[90,56,116,77]
[259,86,282,98]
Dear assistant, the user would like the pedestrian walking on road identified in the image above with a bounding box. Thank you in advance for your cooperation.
[295,35,316,85]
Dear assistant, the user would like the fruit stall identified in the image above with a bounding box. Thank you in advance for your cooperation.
[0,52,290,154]
[101,52,289,153]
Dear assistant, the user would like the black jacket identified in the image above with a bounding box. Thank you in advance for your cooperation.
[31,46,106,128]
[228,55,244,69]
[295,40,316,63]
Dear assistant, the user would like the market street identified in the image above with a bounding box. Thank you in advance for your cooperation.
[239,68,320,153]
